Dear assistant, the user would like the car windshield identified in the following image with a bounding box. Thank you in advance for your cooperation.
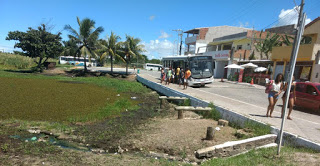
[189,56,213,79]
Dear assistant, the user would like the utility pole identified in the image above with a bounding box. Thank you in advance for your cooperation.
[173,29,183,56]
[277,0,306,155]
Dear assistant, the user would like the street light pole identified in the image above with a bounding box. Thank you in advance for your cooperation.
[173,29,183,56]
[277,0,306,155]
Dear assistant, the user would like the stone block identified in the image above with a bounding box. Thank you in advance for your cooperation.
[218,119,229,126]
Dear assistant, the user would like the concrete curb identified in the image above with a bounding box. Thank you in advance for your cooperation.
[195,134,277,158]
[137,75,320,152]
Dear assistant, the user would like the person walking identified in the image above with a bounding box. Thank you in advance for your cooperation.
[266,73,284,117]
[183,68,191,90]
[179,68,184,87]
[176,66,180,84]
[281,76,296,120]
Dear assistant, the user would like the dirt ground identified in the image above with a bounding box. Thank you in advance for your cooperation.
[1,69,320,165]
[123,110,237,161]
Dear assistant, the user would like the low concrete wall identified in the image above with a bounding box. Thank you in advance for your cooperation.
[195,134,277,158]
[137,75,320,152]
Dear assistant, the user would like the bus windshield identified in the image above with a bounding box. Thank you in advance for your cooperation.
[189,56,213,79]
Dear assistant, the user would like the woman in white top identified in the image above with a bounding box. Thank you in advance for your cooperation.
[266,73,284,117]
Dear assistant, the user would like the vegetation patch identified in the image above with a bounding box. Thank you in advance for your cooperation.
[196,102,221,121]
[0,53,35,69]
[202,146,319,166]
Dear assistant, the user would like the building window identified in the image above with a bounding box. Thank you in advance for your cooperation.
[223,44,232,50]
[237,45,242,50]
[301,36,312,44]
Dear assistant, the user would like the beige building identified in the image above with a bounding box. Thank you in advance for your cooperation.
[271,17,320,82]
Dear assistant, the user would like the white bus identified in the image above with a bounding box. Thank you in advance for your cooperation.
[59,56,97,67]
[161,55,214,87]
[144,63,163,71]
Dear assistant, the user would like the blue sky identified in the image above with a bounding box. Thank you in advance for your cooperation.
[0,0,319,59]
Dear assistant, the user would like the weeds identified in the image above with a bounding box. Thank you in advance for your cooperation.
[202,146,318,166]
[0,53,34,69]
[196,102,221,121]
[1,143,9,153]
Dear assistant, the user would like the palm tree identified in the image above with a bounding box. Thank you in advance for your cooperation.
[99,32,121,74]
[118,35,145,75]
[61,39,78,58]
[64,17,104,72]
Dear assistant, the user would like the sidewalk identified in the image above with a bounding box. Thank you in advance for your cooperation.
[139,73,320,144]
[222,80,266,90]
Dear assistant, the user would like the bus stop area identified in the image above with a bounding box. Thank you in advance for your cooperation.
[138,69,320,145]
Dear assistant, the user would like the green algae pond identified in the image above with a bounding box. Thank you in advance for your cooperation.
[0,70,146,122]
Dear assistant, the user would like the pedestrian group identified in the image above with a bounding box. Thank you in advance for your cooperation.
[266,73,296,120]
[160,66,191,90]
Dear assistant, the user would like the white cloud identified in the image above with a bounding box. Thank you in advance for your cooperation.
[276,6,311,27]
[239,21,250,28]
[0,44,17,53]
[149,15,155,21]
[142,39,184,59]
[158,31,171,39]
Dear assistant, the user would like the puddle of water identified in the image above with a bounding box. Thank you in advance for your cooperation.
[10,134,91,152]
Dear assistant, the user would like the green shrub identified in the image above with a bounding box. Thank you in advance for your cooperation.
[0,53,34,69]
[197,102,221,121]
[182,98,191,106]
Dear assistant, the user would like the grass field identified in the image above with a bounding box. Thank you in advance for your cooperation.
[0,70,148,122]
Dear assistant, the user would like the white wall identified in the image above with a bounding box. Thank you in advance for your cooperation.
[214,61,228,78]
[311,64,320,83]
[195,43,207,54]
[274,65,284,80]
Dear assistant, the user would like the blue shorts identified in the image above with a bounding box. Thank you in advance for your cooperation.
[268,91,279,99]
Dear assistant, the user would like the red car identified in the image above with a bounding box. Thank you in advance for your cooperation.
[295,82,320,111]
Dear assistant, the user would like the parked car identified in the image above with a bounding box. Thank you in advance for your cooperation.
[295,82,320,111]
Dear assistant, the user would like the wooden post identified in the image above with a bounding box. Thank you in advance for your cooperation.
[178,110,184,119]
[159,97,166,109]
[206,127,214,140]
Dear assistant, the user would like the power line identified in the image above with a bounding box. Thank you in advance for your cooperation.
[223,0,260,25]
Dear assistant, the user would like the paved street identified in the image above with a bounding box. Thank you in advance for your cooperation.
[139,69,320,144]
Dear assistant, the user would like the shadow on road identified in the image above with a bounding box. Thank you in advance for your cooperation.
[249,114,283,119]
[276,104,320,116]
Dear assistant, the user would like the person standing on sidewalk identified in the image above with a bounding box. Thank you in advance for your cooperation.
[281,76,296,120]
[176,66,180,84]
[160,67,164,84]
[266,73,284,117]
[166,67,172,85]
[179,68,184,87]
[183,68,191,90]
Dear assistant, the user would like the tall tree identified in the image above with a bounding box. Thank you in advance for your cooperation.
[118,35,145,75]
[64,17,104,72]
[99,32,121,73]
[6,24,63,71]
